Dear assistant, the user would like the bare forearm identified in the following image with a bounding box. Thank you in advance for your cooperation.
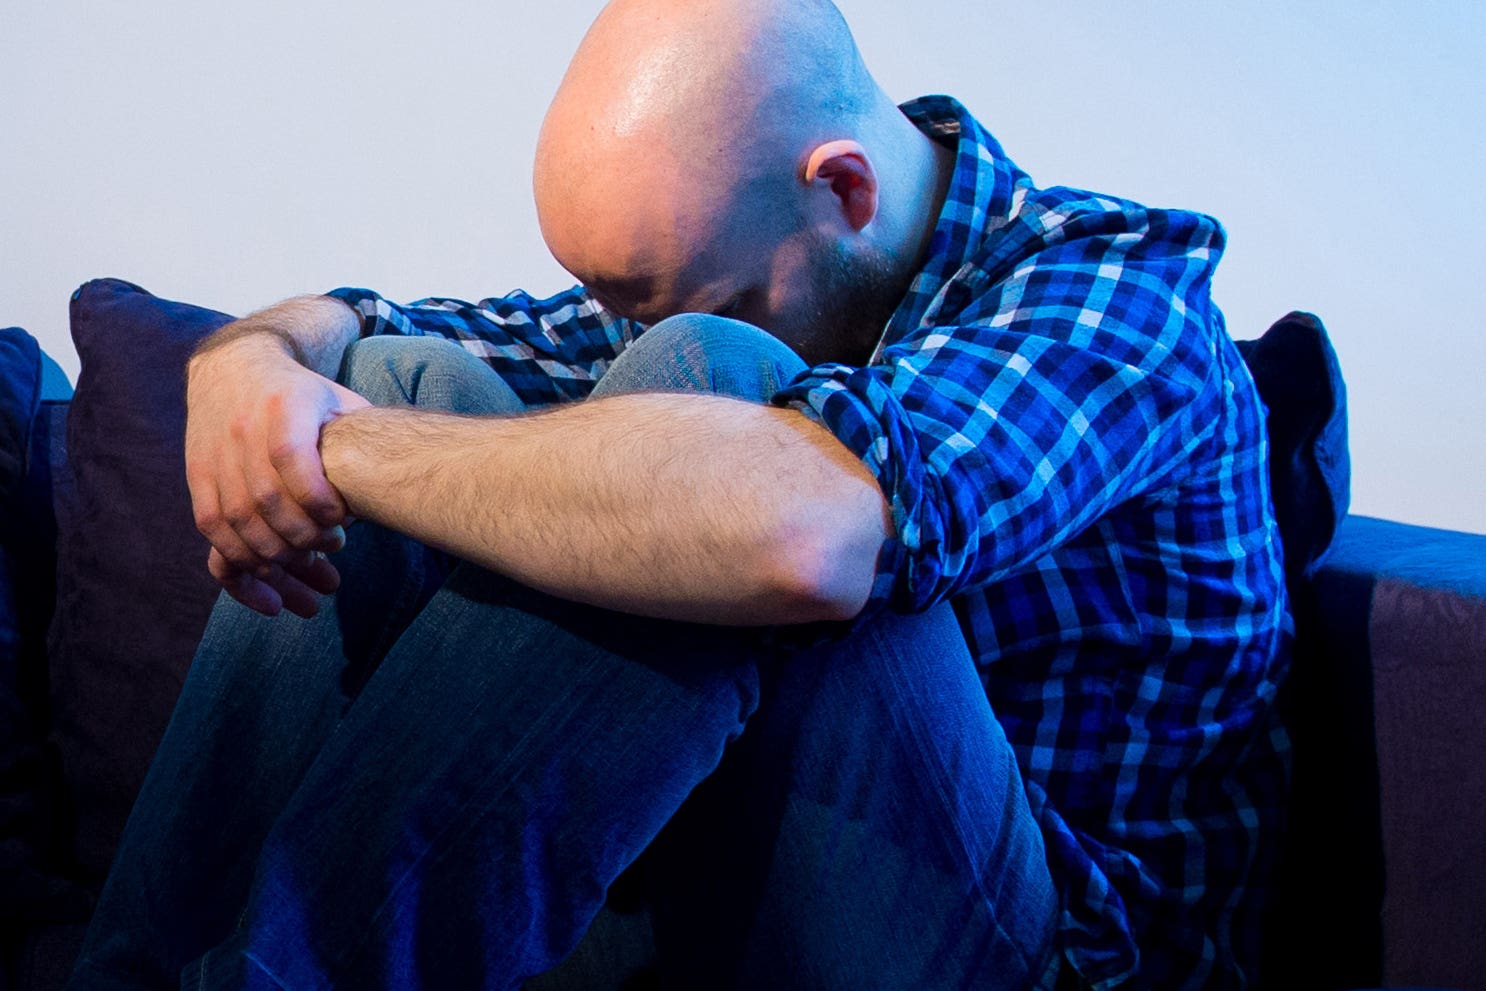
[192,295,361,377]
[318,393,891,625]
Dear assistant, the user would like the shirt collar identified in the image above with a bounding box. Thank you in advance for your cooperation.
[872,95,1034,357]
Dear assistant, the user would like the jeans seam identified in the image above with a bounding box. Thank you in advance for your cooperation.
[241,951,296,991]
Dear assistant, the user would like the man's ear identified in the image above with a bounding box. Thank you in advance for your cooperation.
[803,140,878,232]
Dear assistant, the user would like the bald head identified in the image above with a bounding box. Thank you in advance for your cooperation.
[542,0,876,149]
[532,0,953,363]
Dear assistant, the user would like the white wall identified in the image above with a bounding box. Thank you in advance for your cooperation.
[3,1,1481,534]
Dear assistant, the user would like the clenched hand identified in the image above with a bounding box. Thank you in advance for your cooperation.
[185,329,370,617]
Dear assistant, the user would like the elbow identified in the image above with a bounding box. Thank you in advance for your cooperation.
[766,493,889,625]
[785,563,872,625]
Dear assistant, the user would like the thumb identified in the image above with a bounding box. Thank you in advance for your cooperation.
[329,381,373,414]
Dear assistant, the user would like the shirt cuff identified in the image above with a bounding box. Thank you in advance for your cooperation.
[325,287,397,337]
[773,362,921,622]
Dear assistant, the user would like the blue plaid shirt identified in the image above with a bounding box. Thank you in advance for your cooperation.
[330,95,1291,990]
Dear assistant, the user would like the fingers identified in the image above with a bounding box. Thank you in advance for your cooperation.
[203,455,333,576]
[208,546,284,616]
[281,547,342,596]
[208,547,341,619]
[212,451,296,567]
[186,360,353,577]
[310,524,347,555]
[190,462,280,574]
[271,564,328,620]
[264,551,342,617]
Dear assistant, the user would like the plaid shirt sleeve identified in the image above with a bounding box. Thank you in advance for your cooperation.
[326,285,642,408]
[776,199,1229,621]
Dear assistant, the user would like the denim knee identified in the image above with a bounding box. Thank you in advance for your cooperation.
[593,314,808,403]
[338,335,525,415]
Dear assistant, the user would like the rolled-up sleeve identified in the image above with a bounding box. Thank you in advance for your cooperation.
[775,226,1227,619]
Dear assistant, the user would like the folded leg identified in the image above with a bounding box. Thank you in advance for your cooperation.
[643,603,1060,990]
[68,334,527,990]
[72,319,1057,991]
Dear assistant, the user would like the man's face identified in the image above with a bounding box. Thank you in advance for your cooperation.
[766,228,901,366]
[585,212,901,367]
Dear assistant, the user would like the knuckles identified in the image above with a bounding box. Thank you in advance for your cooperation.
[249,484,283,516]
[192,505,223,536]
[266,439,305,472]
[219,499,258,528]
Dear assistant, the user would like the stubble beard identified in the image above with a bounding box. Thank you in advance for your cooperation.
[799,234,905,367]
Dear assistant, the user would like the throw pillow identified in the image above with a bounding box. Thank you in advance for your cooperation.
[47,279,234,879]
[1235,311,1350,583]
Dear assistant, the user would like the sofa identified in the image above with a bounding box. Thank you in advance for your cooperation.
[1,278,1481,990]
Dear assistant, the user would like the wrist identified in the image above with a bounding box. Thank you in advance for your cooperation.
[317,408,370,508]
[192,322,308,369]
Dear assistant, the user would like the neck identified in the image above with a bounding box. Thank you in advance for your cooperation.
[900,125,955,277]
[869,109,956,295]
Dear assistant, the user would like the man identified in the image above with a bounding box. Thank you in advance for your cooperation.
[68,0,1290,988]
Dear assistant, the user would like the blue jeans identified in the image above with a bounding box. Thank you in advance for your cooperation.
[68,316,1059,991]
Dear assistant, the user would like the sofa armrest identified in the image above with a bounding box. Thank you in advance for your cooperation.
[1335,517,1485,990]
[1284,516,1486,991]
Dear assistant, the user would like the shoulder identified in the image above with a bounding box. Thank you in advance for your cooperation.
[980,185,1226,283]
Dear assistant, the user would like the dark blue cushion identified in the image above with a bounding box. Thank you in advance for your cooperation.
[47,279,234,878]
[0,327,41,507]
[1,328,94,931]
[1,325,43,696]
[1235,311,1350,582]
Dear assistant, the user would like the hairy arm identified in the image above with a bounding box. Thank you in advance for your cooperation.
[192,294,364,379]
[319,393,893,625]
